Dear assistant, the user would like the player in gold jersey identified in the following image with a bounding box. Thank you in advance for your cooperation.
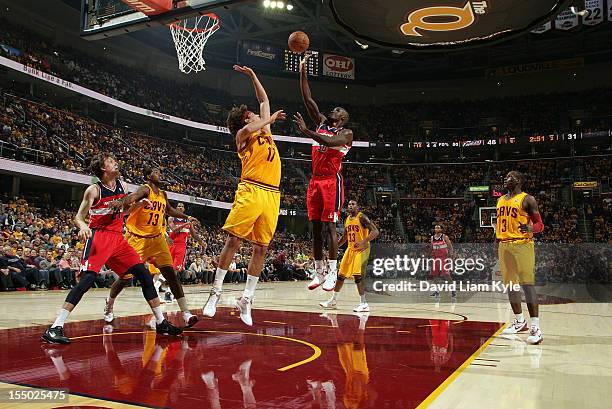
[496,171,544,344]
[202,65,285,326]
[105,166,200,328]
[320,200,379,312]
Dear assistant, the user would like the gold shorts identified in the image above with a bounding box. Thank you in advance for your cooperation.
[223,181,280,246]
[339,247,370,279]
[123,231,173,279]
[498,241,535,285]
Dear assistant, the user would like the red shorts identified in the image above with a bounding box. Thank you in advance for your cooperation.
[431,257,450,277]
[307,175,344,222]
[170,242,187,271]
[80,229,142,276]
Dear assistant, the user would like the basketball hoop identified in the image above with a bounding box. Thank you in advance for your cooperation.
[169,13,220,74]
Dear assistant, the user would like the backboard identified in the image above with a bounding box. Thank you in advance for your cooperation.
[80,0,246,39]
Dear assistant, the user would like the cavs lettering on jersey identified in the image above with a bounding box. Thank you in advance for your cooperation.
[496,192,533,243]
[239,130,281,189]
[126,184,167,238]
[345,212,369,251]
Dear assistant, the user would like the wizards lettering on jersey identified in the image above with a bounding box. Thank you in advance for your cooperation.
[497,206,519,218]
[312,124,351,177]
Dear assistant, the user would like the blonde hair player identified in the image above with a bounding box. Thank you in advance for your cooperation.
[496,171,545,344]
[319,199,379,312]
[202,65,285,326]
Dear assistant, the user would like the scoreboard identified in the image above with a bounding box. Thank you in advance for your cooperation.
[284,50,319,76]
[367,130,610,150]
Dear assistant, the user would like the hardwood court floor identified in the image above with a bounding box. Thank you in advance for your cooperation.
[0,281,610,409]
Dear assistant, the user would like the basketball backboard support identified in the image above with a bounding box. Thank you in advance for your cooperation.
[80,0,246,39]
[479,206,497,229]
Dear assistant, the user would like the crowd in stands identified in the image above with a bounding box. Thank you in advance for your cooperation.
[3,17,612,142]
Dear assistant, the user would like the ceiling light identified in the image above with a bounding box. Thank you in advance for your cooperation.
[287,4,293,10]
[277,2,284,8]
[355,39,369,49]
[263,0,270,7]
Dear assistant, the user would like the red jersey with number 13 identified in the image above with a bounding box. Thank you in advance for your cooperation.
[311,124,351,177]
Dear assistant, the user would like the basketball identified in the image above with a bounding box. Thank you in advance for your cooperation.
[288,31,309,53]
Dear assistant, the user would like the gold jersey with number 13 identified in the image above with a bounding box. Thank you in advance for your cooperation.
[126,184,167,237]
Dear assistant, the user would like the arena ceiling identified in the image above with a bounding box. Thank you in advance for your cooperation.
[14,1,612,83]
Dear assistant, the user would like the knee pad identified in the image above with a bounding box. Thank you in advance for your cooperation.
[354,276,362,284]
[337,275,346,282]
[127,264,157,301]
[65,271,96,305]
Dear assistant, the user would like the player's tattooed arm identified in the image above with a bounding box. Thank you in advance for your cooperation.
[74,184,98,241]
[520,195,544,234]
[293,113,353,147]
[299,54,326,125]
[109,185,150,212]
[354,214,379,251]
[165,197,200,226]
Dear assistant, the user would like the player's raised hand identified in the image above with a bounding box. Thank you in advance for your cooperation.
[299,53,311,72]
[188,216,201,226]
[233,65,254,77]
[293,112,308,132]
[518,222,533,233]
[270,110,286,123]
[78,226,92,241]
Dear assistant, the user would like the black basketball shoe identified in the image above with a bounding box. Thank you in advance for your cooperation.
[41,326,71,344]
[156,319,183,336]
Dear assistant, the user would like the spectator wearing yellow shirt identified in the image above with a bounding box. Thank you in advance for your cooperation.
[12,227,23,241]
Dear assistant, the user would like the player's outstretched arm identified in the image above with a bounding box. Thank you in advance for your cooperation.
[165,195,200,226]
[236,110,286,147]
[234,65,271,131]
[293,113,353,147]
[299,54,326,125]
[520,195,545,234]
[74,184,98,241]
[110,185,150,211]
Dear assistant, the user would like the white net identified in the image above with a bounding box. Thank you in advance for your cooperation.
[169,13,220,74]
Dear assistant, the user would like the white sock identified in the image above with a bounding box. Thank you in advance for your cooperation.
[328,260,337,274]
[242,275,259,300]
[52,309,70,328]
[531,317,540,328]
[331,291,339,302]
[177,297,189,313]
[105,297,115,312]
[152,306,165,324]
[154,280,162,293]
[360,294,366,304]
[314,260,325,276]
[213,268,227,291]
[516,313,525,323]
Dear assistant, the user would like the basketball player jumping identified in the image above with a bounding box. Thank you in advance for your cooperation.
[103,166,200,328]
[202,65,284,326]
[294,54,354,293]
[41,154,181,344]
[320,200,378,312]
[496,171,544,344]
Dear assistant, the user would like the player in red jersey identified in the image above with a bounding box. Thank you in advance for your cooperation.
[168,202,202,274]
[430,224,456,300]
[294,54,354,293]
[41,153,182,344]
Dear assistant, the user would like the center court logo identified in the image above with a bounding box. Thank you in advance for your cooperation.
[400,1,488,37]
